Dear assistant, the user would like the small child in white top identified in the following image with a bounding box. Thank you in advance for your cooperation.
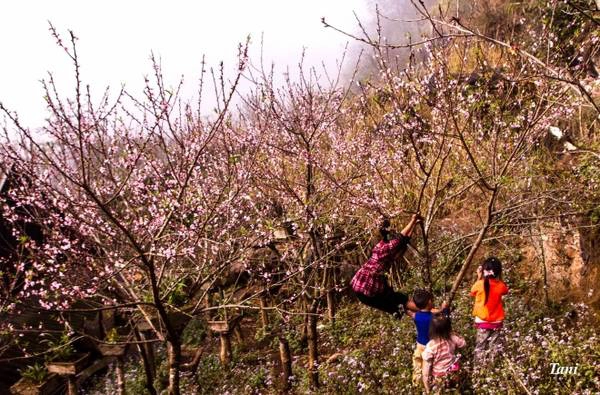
[422,313,465,394]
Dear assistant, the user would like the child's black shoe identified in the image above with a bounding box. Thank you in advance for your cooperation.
[393,305,405,320]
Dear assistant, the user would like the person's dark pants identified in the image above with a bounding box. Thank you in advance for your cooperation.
[355,289,408,318]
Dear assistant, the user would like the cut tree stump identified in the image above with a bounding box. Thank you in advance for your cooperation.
[207,315,243,366]
[45,353,90,376]
[10,373,63,395]
[45,353,91,395]
[97,343,128,358]
[206,314,242,333]
[96,344,127,395]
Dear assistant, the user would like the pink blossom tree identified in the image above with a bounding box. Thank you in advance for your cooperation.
[0,26,253,395]
[323,4,578,304]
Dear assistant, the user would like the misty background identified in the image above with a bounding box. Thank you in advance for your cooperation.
[0,0,435,130]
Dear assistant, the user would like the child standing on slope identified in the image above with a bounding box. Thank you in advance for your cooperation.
[407,289,436,388]
[470,256,509,365]
[407,289,445,388]
[422,314,465,394]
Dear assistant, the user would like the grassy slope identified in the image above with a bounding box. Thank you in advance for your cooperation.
[91,280,597,394]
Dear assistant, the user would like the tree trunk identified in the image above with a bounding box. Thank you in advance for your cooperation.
[259,295,269,328]
[134,328,157,395]
[326,289,336,324]
[219,333,232,366]
[147,260,182,395]
[167,340,182,395]
[279,336,292,392]
[67,376,77,395]
[419,223,433,290]
[447,190,497,304]
[323,265,336,324]
[233,325,244,344]
[182,346,204,375]
[115,357,125,395]
[535,222,550,307]
[307,303,319,389]
[145,335,156,375]
[300,297,308,348]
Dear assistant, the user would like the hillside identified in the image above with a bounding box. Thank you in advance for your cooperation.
[1,1,599,394]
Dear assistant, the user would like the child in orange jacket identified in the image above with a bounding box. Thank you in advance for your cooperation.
[470,256,508,365]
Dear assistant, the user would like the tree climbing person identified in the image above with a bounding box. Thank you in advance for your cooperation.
[350,214,422,319]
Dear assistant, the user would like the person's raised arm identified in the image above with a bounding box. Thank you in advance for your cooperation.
[405,299,419,313]
[400,213,422,238]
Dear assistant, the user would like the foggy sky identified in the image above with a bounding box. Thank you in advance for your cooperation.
[0,1,429,129]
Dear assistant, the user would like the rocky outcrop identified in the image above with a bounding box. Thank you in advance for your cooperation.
[526,221,600,307]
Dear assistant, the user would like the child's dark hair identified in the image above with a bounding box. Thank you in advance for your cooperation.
[429,313,452,341]
[413,289,433,310]
[379,218,391,241]
[482,256,503,305]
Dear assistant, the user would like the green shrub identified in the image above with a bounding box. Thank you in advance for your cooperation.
[181,317,207,346]
[20,363,48,384]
